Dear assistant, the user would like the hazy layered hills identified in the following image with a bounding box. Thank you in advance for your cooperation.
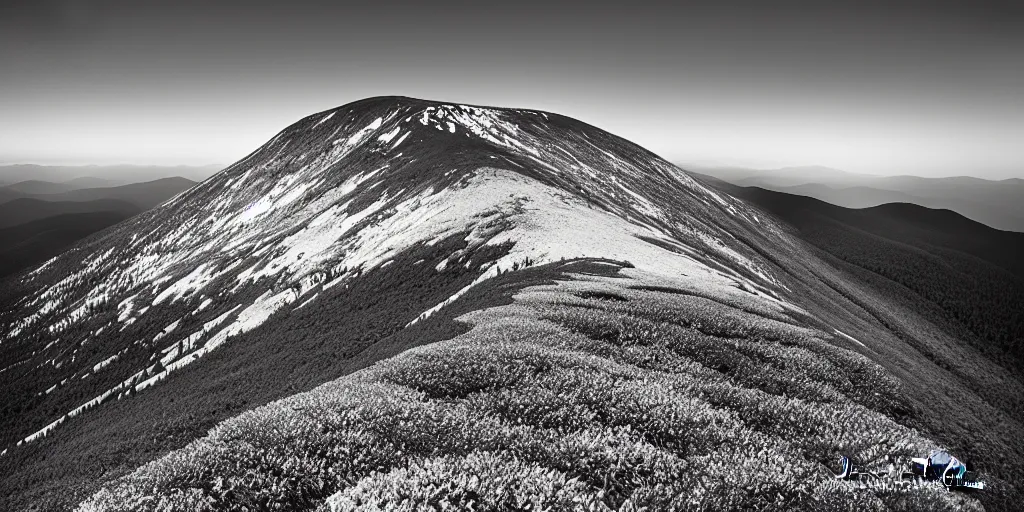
[0,177,197,210]
[3,180,94,195]
[689,165,1024,232]
[0,164,221,185]
[0,97,1020,510]
[0,177,197,278]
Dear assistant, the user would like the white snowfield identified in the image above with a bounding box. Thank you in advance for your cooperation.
[1,98,791,451]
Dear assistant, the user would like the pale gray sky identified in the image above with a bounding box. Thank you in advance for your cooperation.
[1,0,1022,178]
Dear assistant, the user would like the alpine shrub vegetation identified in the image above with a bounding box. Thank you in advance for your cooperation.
[77,262,983,511]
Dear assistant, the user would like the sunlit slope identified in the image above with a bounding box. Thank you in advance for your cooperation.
[79,261,981,511]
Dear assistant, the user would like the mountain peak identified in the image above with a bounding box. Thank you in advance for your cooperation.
[0,96,779,456]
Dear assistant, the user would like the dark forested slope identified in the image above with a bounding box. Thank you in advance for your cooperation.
[695,173,1024,367]
[0,211,135,279]
[0,198,140,229]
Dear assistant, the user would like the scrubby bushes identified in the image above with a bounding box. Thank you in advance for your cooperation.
[318,451,604,511]
[77,268,978,511]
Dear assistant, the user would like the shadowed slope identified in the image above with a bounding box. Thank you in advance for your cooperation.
[695,174,1024,366]
[0,198,140,229]
[0,211,135,279]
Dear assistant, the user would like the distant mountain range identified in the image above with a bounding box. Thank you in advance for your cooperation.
[0,177,196,278]
[687,165,1024,232]
[4,177,196,210]
[0,164,221,185]
[3,180,92,195]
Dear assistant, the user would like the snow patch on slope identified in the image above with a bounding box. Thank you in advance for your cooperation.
[397,168,783,324]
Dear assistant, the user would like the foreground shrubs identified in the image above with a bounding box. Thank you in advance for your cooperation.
[77,269,977,511]
[318,451,604,512]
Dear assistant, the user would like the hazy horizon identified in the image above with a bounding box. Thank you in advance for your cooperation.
[2,0,1022,178]
[4,161,1024,184]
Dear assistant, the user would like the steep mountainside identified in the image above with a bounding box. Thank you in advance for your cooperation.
[1,97,1021,511]
[694,174,1024,365]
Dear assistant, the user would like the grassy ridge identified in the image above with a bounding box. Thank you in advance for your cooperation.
[78,261,981,511]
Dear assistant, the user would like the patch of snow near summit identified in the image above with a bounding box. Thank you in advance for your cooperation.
[377,126,401,143]
[153,320,180,343]
[312,111,335,128]
[206,289,298,351]
[390,131,410,149]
